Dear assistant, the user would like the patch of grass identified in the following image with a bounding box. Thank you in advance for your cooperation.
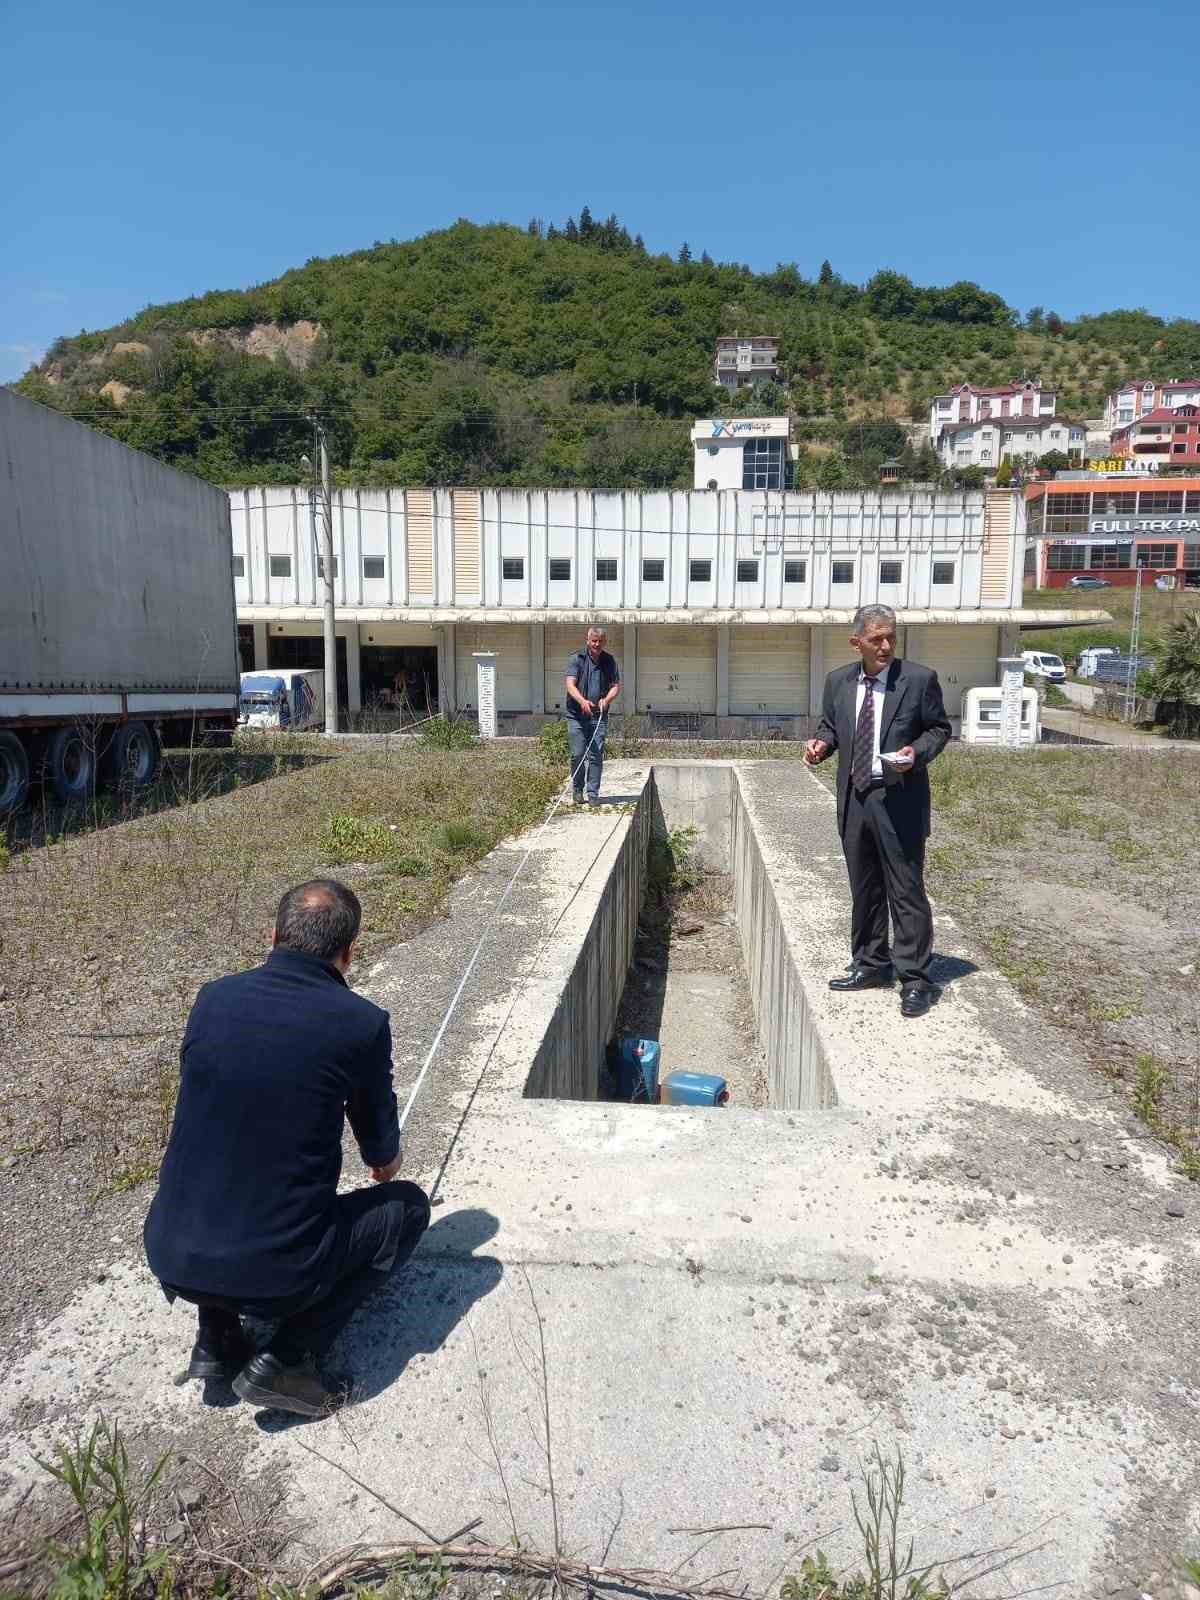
[0,743,559,1201]
[536,718,569,769]
[1132,1053,1169,1120]
[649,824,701,895]
[1088,997,1139,1024]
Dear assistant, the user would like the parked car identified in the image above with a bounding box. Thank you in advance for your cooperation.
[1021,651,1067,682]
[1067,575,1111,589]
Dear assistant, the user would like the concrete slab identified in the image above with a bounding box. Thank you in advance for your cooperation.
[1,761,1197,1599]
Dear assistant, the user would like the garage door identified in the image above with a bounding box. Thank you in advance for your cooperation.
[637,625,717,713]
[729,625,810,714]
[544,624,625,715]
[907,625,1000,719]
[455,625,533,711]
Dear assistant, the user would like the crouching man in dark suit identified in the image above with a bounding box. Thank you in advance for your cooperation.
[144,879,430,1416]
[803,605,951,1019]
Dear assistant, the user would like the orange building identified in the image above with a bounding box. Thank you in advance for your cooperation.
[1025,475,1200,588]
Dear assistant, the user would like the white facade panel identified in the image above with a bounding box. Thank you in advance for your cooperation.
[908,625,1001,720]
[636,626,717,714]
[728,625,810,714]
[543,625,625,715]
[455,625,532,712]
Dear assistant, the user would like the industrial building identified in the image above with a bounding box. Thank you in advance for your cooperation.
[1026,475,1200,588]
[229,484,1071,736]
[690,417,795,490]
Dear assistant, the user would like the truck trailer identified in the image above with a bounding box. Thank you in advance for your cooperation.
[0,388,239,812]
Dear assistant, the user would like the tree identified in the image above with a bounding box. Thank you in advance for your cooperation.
[700,250,714,267]
[564,216,579,242]
[818,259,834,285]
[842,419,906,457]
[677,241,692,265]
[1025,306,1045,332]
[1038,449,1070,475]
[1045,311,1064,335]
[1147,612,1200,738]
[578,206,595,241]
[526,218,543,238]
[994,457,1013,486]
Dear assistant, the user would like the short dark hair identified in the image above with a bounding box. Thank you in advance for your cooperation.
[274,879,362,960]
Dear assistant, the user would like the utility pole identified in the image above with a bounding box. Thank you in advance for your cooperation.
[312,414,339,735]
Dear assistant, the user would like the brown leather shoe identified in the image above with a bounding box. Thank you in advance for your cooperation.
[232,1352,342,1417]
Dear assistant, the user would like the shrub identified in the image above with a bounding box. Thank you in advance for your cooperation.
[418,715,478,751]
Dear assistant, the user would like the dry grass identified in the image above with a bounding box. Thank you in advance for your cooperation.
[0,738,559,1196]
[1020,583,1200,661]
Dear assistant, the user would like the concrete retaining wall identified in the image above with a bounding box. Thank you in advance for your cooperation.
[731,776,836,1111]
[523,789,651,1099]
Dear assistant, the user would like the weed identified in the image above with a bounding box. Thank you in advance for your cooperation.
[33,1419,172,1600]
[0,838,10,873]
[434,821,486,856]
[1088,998,1138,1024]
[384,854,428,878]
[537,718,569,769]
[649,824,700,895]
[418,715,478,751]
[351,1551,452,1600]
[608,714,646,758]
[321,813,396,863]
[1132,1053,1169,1120]
[1109,833,1147,864]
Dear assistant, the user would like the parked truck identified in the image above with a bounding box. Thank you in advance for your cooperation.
[0,388,239,812]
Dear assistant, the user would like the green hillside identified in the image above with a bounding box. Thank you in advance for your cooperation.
[15,216,1200,489]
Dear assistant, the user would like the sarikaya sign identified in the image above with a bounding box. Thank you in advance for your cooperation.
[1088,516,1200,535]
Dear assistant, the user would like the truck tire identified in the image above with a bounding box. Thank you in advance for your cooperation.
[0,732,31,814]
[110,721,161,790]
[48,726,98,804]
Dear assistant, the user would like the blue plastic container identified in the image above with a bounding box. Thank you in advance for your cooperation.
[616,1037,661,1102]
[661,1070,730,1107]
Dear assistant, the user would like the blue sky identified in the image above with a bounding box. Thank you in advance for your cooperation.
[4,0,1199,382]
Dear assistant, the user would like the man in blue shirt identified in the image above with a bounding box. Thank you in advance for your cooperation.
[144,879,430,1416]
[564,627,621,804]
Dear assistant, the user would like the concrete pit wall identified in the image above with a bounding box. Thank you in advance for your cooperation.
[522,761,834,1112]
[523,785,651,1099]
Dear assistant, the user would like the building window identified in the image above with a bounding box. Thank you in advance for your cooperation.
[831,559,855,584]
[363,556,386,580]
[642,558,665,582]
[549,558,572,581]
[1092,492,1136,515]
[1089,544,1132,571]
[1176,424,1189,435]
[1047,545,1087,572]
[269,555,291,578]
[595,558,618,582]
[932,561,956,585]
[231,555,245,578]
[736,559,759,583]
[316,555,339,578]
[1174,444,1187,453]
[1138,491,1183,513]
[1051,493,1090,517]
[1183,544,1200,567]
[742,437,785,490]
[502,557,524,580]
[1137,543,1177,568]
[689,558,712,583]
[783,559,807,583]
[879,560,903,584]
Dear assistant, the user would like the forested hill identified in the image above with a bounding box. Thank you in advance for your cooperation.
[16,216,1200,489]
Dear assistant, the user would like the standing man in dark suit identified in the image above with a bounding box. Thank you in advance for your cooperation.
[144,879,430,1416]
[803,605,951,1019]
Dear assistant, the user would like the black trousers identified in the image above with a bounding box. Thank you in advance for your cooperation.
[841,783,933,985]
[166,1180,431,1364]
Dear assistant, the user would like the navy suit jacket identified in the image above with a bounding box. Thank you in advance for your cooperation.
[144,948,399,1299]
[815,658,951,840]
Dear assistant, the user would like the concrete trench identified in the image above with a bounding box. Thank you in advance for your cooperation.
[524,761,835,1113]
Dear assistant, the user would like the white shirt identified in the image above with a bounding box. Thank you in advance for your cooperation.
[854,670,886,780]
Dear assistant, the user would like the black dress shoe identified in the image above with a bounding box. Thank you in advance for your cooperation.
[186,1325,253,1382]
[900,981,939,1018]
[232,1352,342,1417]
[829,964,894,991]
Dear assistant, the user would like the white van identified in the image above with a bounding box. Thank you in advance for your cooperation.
[1076,647,1118,680]
[238,669,324,730]
[1021,651,1067,682]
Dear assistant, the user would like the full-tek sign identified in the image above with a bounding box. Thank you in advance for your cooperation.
[1088,516,1200,535]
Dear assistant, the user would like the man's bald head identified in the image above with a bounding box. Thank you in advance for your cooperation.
[274,879,362,964]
